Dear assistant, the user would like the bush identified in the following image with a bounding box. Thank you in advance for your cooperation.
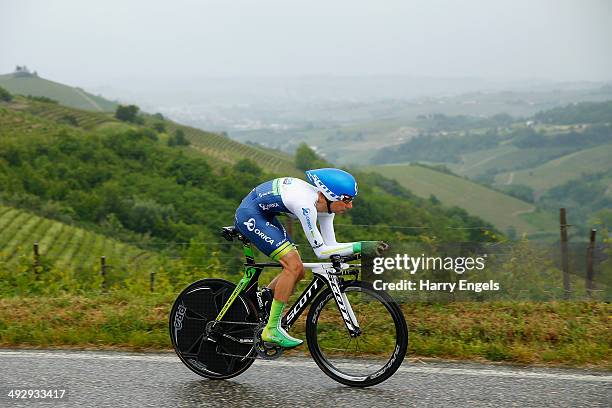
[500,184,534,203]
[295,143,329,170]
[167,129,190,147]
[115,104,141,123]
[0,86,12,102]
[152,122,166,133]
[59,114,79,127]
[27,95,58,104]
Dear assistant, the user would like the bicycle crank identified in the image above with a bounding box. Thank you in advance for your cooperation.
[254,324,283,360]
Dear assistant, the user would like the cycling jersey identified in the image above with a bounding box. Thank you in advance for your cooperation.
[234,177,358,261]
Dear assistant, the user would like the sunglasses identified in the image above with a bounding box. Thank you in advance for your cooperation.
[339,194,354,204]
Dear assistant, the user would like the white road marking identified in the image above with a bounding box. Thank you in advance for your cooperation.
[1,350,610,383]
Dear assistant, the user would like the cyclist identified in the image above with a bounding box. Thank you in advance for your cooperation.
[235,168,379,348]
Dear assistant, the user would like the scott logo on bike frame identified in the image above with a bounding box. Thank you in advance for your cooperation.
[286,279,320,322]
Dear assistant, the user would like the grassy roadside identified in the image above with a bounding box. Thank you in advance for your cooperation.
[0,294,609,369]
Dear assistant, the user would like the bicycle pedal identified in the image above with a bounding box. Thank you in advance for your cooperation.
[255,342,283,360]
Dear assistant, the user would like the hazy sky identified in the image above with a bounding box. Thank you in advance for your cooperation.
[1,0,611,86]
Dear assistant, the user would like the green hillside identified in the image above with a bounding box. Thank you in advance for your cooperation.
[365,163,558,238]
[0,93,500,276]
[12,97,118,129]
[164,121,299,176]
[494,143,612,193]
[0,72,117,112]
[0,203,158,282]
[450,145,578,180]
[0,73,296,174]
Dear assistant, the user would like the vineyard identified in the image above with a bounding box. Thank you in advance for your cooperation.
[165,121,300,175]
[1,95,300,176]
[0,204,159,283]
[12,97,117,129]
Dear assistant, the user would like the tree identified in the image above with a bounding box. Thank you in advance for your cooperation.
[234,159,262,176]
[168,129,190,147]
[152,122,166,133]
[0,86,12,102]
[295,143,328,171]
[115,104,141,123]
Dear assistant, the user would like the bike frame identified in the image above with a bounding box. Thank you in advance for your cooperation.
[215,240,362,336]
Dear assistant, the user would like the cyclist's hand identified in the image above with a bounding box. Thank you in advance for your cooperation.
[361,241,390,257]
[376,241,389,255]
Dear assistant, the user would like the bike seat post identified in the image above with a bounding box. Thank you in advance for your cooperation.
[242,240,256,265]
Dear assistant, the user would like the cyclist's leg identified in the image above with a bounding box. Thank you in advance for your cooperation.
[234,211,303,347]
[265,216,302,297]
[262,249,304,347]
[269,249,304,302]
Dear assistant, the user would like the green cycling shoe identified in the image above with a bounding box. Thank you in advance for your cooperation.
[261,325,303,348]
[261,299,303,348]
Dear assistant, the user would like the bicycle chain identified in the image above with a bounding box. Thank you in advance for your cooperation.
[212,322,283,360]
[208,320,260,360]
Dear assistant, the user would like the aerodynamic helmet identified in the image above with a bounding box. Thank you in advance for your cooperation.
[305,168,358,202]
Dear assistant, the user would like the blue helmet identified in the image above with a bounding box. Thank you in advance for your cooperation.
[305,168,358,202]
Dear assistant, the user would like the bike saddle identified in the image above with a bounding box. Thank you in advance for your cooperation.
[221,226,238,241]
[221,226,249,243]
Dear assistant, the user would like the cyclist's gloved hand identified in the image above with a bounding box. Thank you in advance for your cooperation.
[361,241,390,257]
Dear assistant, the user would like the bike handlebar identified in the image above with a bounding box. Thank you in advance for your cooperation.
[330,253,360,267]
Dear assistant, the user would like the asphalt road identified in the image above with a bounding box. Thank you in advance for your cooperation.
[0,350,610,407]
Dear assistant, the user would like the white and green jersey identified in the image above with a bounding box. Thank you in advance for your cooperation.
[235,177,358,259]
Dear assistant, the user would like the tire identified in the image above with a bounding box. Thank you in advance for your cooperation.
[306,280,408,387]
[169,278,258,379]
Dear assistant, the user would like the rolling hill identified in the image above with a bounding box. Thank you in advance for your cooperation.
[1,87,505,286]
[0,71,118,112]
[365,163,558,239]
[362,101,612,232]
[163,121,299,176]
[494,143,612,194]
[0,203,158,285]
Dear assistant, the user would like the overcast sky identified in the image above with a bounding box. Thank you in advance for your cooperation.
[1,0,611,87]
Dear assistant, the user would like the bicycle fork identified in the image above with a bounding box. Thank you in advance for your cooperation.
[326,274,362,337]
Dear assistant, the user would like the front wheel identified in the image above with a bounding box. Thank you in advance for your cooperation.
[306,280,408,387]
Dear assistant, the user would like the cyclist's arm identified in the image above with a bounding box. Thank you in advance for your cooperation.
[318,213,337,244]
[296,206,358,259]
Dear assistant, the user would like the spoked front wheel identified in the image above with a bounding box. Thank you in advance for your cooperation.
[169,278,258,379]
[306,280,408,387]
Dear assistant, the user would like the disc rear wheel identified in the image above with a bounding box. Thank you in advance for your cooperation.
[169,278,258,379]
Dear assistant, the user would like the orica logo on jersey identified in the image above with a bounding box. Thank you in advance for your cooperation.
[243,218,275,245]
[259,203,279,211]
[243,218,256,231]
[302,208,314,231]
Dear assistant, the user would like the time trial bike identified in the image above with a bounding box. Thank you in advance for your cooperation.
[169,226,408,387]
